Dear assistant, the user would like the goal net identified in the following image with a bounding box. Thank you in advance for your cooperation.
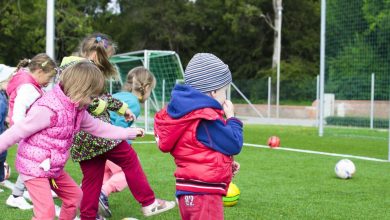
[109,50,184,133]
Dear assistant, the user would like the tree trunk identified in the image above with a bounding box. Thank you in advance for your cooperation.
[272,0,283,68]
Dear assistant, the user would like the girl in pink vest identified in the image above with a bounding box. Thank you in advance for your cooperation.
[0,62,145,220]
[6,53,57,210]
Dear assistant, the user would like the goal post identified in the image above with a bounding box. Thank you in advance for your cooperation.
[109,50,184,133]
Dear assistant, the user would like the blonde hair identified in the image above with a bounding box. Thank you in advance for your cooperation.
[78,33,118,80]
[60,62,105,103]
[123,67,156,103]
[16,53,57,75]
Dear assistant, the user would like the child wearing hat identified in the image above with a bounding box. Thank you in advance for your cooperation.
[154,53,244,220]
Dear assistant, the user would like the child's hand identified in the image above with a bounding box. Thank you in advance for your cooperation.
[223,100,235,118]
[124,109,136,122]
[232,161,240,177]
[136,128,145,137]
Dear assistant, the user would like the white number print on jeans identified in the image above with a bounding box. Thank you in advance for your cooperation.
[184,195,194,207]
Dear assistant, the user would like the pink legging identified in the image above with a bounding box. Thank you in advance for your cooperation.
[102,160,127,196]
[25,171,82,220]
[79,141,155,220]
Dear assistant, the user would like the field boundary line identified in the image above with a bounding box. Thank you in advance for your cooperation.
[244,143,389,162]
[133,141,389,162]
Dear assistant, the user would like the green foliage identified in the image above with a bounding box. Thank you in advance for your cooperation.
[0,0,321,102]
[326,0,390,100]
[325,116,389,129]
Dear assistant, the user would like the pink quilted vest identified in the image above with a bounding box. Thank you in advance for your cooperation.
[6,69,43,126]
[15,85,84,178]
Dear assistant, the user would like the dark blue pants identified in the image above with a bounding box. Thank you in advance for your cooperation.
[0,151,7,181]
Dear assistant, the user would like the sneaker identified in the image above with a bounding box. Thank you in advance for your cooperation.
[96,214,106,220]
[98,191,112,218]
[6,195,33,210]
[141,199,176,217]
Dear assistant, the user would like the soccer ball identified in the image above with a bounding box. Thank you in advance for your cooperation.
[335,159,356,179]
[4,162,11,180]
[223,182,240,207]
[267,136,280,148]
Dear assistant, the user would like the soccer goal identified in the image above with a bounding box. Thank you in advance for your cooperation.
[109,50,185,133]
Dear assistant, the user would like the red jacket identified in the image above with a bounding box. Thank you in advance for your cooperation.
[155,107,232,195]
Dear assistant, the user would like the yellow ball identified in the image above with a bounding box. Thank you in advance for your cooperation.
[223,182,240,207]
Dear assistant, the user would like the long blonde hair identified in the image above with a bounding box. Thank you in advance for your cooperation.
[60,62,105,103]
[78,33,118,80]
[122,67,156,103]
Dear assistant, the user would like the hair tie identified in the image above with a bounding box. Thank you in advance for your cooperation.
[28,59,31,63]
[41,61,48,67]
[95,36,108,49]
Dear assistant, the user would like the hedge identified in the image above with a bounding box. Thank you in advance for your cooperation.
[325,116,389,129]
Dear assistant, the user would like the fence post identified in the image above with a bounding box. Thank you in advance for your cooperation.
[268,77,271,118]
[316,75,320,127]
[162,79,166,107]
[370,73,375,129]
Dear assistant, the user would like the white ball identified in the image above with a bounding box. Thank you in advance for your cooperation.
[335,159,356,179]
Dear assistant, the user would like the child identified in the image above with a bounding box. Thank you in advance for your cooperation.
[5,53,57,210]
[99,66,156,216]
[63,33,175,220]
[0,61,145,220]
[154,53,244,220]
[0,64,15,192]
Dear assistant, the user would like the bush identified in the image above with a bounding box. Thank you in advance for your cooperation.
[325,116,388,128]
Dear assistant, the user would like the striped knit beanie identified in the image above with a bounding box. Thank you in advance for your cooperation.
[184,53,232,93]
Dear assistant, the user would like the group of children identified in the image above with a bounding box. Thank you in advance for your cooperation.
[0,32,244,220]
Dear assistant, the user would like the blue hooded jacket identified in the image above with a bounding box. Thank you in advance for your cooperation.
[166,84,243,155]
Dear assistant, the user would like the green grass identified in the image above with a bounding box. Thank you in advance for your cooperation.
[1,125,390,219]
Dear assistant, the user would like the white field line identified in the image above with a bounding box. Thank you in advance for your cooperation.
[244,143,389,162]
[133,141,389,163]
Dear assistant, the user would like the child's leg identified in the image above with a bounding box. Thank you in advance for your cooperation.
[106,141,155,207]
[12,175,26,196]
[0,151,6,182]
[24,177,56,220]
[52,170,83,220]
[102,160,127,196]
[6,175,32,210]
[178,194,224,220]
[79,154,106,220]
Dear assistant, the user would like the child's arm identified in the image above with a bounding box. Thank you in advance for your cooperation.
[80,111,144,140]
[196,117,243,155]
[12,84,41,123]
[88,94,134,121]
[0,106,52,153]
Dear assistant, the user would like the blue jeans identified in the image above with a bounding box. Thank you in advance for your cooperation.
[0,151,7,182]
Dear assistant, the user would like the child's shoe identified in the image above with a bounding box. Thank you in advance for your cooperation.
[141,199,175,217]
[6,195,33,210]
[96,214,106,220]
[98,191,112,218]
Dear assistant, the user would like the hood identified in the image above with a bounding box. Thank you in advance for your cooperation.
[155,84,223,152]
[167,84,222,118]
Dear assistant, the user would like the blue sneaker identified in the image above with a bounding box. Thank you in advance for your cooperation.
[98,191,112,218]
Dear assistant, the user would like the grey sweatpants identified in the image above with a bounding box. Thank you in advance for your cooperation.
[12,175,26,196]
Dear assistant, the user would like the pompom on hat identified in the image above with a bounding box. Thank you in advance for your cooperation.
[0,64,16,82]
[184,53,232,93]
